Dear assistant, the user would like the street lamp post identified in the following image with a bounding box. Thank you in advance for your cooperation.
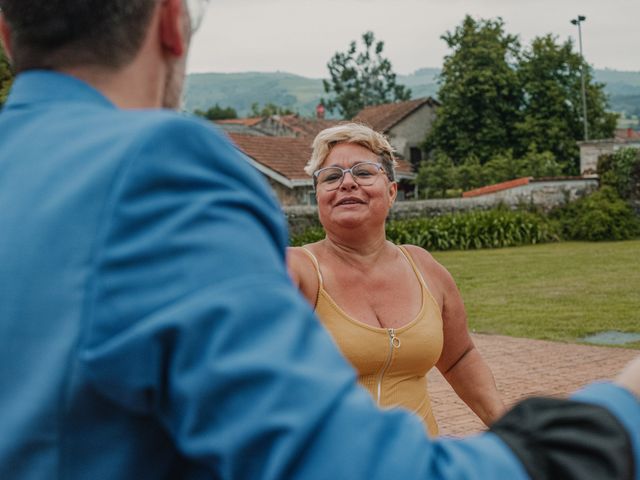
[571,15,589,141]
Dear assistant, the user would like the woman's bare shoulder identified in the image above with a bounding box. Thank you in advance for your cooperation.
[400,244,455,285]
[286,244,321,307]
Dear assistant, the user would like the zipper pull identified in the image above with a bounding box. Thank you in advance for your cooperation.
[388,328,401,348]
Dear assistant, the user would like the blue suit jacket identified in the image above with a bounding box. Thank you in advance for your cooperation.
[0,71,637,479]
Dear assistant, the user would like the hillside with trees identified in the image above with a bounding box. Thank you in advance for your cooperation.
[184,67,639,120]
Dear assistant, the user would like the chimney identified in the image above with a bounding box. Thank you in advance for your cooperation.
[628,128,633,138]
[316,103,325,120]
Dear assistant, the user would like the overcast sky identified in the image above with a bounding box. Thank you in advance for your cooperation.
[186,0,639,78]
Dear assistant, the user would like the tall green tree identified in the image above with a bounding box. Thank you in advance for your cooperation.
[516,34,617,173]
[0,44,13,106]
[425,16,522,165]
[322,31,411,119]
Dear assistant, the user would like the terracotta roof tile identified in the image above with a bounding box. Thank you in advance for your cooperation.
[227,133,415,183]
[215,117,263,127]
[353,97,438,133]
[463,177,531,198]
[259,114,341,137]
[394,158,415,177]
[614,128,640,141]
[228,133,313,181]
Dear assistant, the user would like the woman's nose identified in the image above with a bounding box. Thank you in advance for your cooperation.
[340,171,358,190]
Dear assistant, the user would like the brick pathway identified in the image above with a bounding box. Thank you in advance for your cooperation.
[428,333,639,437]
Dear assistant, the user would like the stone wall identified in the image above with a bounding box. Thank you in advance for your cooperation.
[283,178,598,236]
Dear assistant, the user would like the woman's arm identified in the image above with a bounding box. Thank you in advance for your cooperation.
[405,245,506,426]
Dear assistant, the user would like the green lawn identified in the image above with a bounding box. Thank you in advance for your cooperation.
[432,240,640,348]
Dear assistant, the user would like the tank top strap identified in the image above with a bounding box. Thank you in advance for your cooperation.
[397,245,434,296]
[300,247,324,288]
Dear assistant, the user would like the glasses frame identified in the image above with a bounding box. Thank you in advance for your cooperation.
[312,161,390,192]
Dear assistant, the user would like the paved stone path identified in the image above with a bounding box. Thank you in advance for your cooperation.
[428,333,639,437]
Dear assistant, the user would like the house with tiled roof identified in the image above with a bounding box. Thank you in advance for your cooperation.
[228,133,417,206]
[214,117,266,136]
[578,128,640,175]
[251,114,341,138]
[353,97,439,167]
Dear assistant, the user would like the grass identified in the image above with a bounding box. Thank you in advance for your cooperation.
[431,240,640,348]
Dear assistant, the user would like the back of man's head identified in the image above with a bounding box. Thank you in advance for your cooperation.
[0,0,157,72]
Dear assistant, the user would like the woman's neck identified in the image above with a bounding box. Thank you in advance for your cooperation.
[322,229,390,268]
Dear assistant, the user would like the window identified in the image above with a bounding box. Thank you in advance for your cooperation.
[410,147,422,164]
[308,191,317,206]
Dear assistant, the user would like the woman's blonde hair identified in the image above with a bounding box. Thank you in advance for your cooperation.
[305,123,397,181]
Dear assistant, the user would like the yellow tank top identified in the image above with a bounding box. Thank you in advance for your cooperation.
[301,245,444,436]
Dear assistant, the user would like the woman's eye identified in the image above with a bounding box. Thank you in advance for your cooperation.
[323,173,342,182]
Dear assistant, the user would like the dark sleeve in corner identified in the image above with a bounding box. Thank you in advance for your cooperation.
[490,397,634,480]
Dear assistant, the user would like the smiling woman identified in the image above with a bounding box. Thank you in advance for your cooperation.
[287,123,506,435]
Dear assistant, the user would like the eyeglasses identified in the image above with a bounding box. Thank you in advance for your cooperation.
[186,0,210,32]
[313,162,388,191]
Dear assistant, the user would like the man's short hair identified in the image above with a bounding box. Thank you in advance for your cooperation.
[0,0,157,72]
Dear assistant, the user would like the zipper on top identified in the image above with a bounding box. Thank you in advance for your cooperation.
[376,328,401,404]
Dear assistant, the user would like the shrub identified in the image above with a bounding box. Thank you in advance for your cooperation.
[385,208,559,251]
[551,186,640,241]
[598,148,640,201]
[289,226,325,247]
[290,209,559,250]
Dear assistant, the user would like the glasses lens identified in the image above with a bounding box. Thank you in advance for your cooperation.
[352,163,381,185]
[316,167,344,188]
[186,0,209,32]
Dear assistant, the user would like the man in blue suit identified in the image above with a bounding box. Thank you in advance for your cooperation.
[0,0,638,478]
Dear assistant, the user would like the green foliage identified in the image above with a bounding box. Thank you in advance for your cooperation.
[598,148,640,201]
[415,154,456,198]
[425,16,522,164]
[0,44,13,107]
[194,103,237,120]
[519,145,563,178]
[425,18,617,172]
[250,102,294,117]
[289,226,325,247]
[322,31,411,119]
[456,155,484,191]
[482,151,520,184]
[385,209,558,251]
[517,35,617,173]
[182,69,640,121]
[551,187,640,241]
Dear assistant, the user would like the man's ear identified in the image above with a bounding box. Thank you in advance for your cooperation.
[0,14,14,62]
[159,0,187,57]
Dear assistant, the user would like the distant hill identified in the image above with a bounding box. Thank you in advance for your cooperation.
[184,67,640,119]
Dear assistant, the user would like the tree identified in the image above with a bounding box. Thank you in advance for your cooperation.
[415,154,456,198]
[425,16,522,165]
[194,103,238,121]
[516,35,617,173]
[483,151,520,184]
[518,145,563,178]
[456,155,484,191]
[322,31,411,119]
[249,102,294,117]
[0,44,13,107]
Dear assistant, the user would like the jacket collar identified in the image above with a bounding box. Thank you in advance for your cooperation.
[4,70,116,110]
